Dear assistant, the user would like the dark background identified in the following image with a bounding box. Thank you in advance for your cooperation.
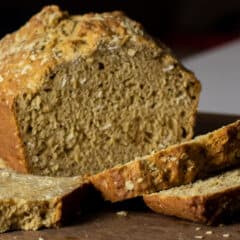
[1,0,240,57]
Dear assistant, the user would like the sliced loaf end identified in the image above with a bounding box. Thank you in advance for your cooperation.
[144,168,240,224]
[0,169,92,232]
[91,120,240,202]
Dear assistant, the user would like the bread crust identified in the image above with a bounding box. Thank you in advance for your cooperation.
[0,103,28,172]
[144,194,207,223]
[90,120,240,202]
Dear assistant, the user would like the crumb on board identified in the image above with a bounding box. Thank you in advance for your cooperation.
[205,231,213,235]
[38,237,45,240]
[116,211,128,217]
[195,227,201,231]
[223,233,230,238]
[194,236,203,239]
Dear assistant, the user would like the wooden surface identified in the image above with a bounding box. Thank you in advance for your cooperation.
[1,205,240,240]
[1,112,240,240]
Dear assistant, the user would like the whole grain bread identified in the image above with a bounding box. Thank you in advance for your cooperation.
[0,169,92,232]
[0,5,200,177]
[144,168,240,225]
[90,120,240,202]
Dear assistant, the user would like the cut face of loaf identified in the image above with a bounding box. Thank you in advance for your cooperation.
[0,5,200,176]
[0,169,91,232]
[144,168,240,225]
[91,120,240,202]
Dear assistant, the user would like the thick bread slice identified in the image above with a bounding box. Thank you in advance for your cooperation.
[143,168,240,225]
[0,169,92,232]
[0,5,200,177]
[90,120,240,202]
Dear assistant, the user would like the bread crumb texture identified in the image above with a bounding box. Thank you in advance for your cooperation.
[149,168,240,197]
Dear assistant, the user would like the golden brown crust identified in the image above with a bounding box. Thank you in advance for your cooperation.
[90,120,240,202]
[90,160,156,202]
[0,103,28,172]
[143,195,207,223]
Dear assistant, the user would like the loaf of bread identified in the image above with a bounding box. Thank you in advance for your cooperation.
[0,5,200,177]
[0,169,91,232]
[144,168,240,224]
[91,120,240,202]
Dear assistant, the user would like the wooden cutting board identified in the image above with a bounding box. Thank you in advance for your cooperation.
[1,205,240,240]
[1,112,240,240]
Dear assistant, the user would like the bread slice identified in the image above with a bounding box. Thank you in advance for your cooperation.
[0,5,200,177]
[144,168,240,225]
[0,169,92,232]
[90,120,240,202]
